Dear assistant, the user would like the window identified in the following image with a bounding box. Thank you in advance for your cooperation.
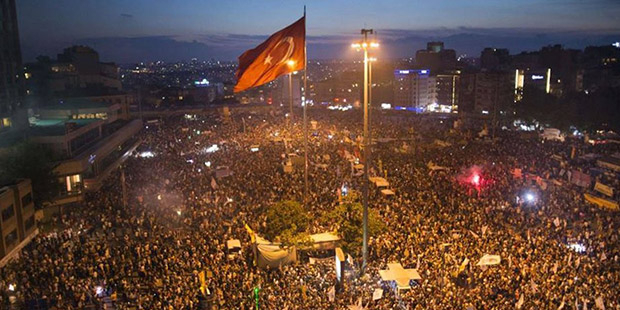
[2,204,15,222]
[21,192,33,207]
[25,215,35,231]
[4,230,18,247]
[62,174,82,195]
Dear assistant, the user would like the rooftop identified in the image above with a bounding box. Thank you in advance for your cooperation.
[29,118,100,137]
[40,99,112,111]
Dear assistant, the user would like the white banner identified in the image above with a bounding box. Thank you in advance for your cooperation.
[372,288,383,301]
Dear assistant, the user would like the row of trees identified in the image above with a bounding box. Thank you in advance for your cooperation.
[263,192,384,255]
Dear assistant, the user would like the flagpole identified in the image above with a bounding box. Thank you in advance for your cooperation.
[303,5,309,206]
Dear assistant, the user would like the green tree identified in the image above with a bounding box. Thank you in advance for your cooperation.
[263,200,311,247]
[0,142,58,206]
[324,200,385,255]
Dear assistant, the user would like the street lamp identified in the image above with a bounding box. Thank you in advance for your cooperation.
[287,60,296,152]
[287,60,296,119]
[352,29,378,274]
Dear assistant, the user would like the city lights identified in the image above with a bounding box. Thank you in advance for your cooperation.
[4,2,619,308]
[139,151,155,158]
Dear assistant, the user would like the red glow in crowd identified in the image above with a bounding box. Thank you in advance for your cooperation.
[471,173,481,186]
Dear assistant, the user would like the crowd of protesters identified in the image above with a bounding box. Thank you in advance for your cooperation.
[1,107,619,309]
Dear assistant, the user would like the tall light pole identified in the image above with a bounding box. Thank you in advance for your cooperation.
[287,60,296,130]
[352,30,378,274]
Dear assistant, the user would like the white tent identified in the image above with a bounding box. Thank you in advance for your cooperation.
[369,177,390,188]
[310,232,340,250]
[476,254,501,266]
[381,189,395,196]
[379,263,421,292]
[254,236,297,268]
[227,239,241,250]
[256,244,297,268]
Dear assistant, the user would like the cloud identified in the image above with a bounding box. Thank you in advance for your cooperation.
[20,27,620,63]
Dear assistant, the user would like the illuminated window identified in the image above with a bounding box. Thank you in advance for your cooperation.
[2,118,12,128]
[64,174,82,193]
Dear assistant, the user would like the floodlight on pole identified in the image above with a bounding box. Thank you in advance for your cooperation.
[352,29,378,275]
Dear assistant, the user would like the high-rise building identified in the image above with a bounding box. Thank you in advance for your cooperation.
[480,48,511,71]
[0,0,24,133]
[434,73,460,109]
[393,69,432,111]
[24,46,122,102]
[415,42,457,73]
[472,71,514,114]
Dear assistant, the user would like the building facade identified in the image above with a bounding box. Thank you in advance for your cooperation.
[0,0,23,133]
[0,179,37,266]
[415,42,457,73]
[28,99,142,206]
[393,69,432,111]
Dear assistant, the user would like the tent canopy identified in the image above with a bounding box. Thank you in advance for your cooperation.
[477,254,501,266]
[369,177,390,188]
[310,232,340,243]
[379,263,421,289]
[227,239,241,250]
[381,189,395,196]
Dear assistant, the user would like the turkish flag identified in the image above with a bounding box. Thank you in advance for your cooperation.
[234,16,305,93]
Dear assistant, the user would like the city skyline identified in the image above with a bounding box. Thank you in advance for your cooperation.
[18,0,620,63]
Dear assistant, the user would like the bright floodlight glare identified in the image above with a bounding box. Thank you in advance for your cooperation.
[526,193,535,202]
[472,174,480,185]
[370,42,380,48]
[351,43,361,49]
[139,151,154,158]
[568,243,586,253]
[204,144,219,153]
[95,286,103,295]
[287,60,295,67]
[8,284,15,291]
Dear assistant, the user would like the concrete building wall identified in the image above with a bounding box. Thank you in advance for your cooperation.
[0,179,36,265]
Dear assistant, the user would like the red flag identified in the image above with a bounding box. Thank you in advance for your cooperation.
[234,16,305,93]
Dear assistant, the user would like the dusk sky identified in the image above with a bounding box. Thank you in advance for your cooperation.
[17,0,620,63]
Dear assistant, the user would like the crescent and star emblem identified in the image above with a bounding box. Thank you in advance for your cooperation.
[264,36,295,66]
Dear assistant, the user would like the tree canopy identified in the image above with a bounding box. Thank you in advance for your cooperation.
[263,200,311,247]
[324,200,385,255]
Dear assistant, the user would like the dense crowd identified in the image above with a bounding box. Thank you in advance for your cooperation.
[1,107,619,309]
